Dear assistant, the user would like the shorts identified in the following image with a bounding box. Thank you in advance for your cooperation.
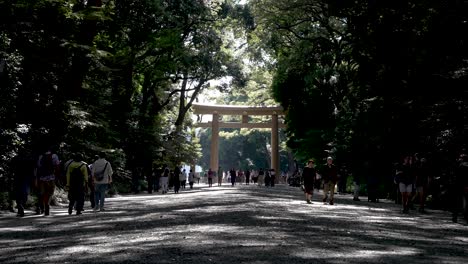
[399,183,412,193]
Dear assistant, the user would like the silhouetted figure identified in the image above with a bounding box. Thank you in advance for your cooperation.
[302,160,316,204]
[11,149,35,217]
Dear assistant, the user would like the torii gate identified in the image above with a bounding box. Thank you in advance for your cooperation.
[192,103,286,174]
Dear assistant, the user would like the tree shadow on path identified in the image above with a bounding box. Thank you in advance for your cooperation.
[0,184,467,264]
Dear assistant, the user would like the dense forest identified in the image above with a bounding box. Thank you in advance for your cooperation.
[1,0,467,206]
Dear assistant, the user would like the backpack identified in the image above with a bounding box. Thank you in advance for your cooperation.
[38,153,54,177]
[70,163,85,187]
[95,162,108,181]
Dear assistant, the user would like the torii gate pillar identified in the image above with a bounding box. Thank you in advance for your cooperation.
[210,112,220,171]
[271,113,279,174]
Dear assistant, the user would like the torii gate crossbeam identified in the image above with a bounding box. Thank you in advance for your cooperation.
[192,103,285,174]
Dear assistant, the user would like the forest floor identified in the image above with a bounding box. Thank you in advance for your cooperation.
[1,183,467,264]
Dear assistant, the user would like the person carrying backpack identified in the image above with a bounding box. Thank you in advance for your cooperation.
[65,153,88,215]
[36,147,60,216]
[92,152,113,212]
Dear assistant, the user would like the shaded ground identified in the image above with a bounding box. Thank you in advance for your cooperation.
[1,184,467,264]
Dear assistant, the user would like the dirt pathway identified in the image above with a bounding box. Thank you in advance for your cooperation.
[1,184,467,264]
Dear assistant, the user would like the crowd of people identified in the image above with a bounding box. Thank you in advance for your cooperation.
[10,147,113,217]
[6,148,468,224]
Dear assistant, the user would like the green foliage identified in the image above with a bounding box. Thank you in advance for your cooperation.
[1,0,240,197]
[248,0,468,192]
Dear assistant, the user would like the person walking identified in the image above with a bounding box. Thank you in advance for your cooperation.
[302,160,316,204]
[217,166,223,186]
[92,152,113,212]
[188,169,195,189]
[245,169,251,185]
[270,169,276,187]
[395,155,415,213]
[180,168,187,190]
[36,146,60,216]
[258,168,264,187]
[160,165,169,194]
[321,157,338,205]
[66,153,88,215]
[174,166,181,193]
[207,168,214,187]
[11,149,35,217]
[229,168,236,186]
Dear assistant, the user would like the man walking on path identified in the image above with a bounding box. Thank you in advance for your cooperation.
[322,157,338,205]
[66,153,88,215]
[92,152,113,211]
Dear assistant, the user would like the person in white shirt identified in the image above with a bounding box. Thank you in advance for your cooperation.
[92,152,113,211]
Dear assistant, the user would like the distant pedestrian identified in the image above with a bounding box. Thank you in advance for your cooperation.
[230,168,236,186]
[245,169,251,185]
[174,167,181,193]
[353,174,361,201]
[10,149,35,217]
[160,165,169,194]
[258,168,265,187]
[188,169,195,189]
[217,166,223,186]
[321,157,338,205]
[270,169,276,187]
[208,168,214,187]
[302,160,316,204]
[264,169,271,187]
[180,168,187,189]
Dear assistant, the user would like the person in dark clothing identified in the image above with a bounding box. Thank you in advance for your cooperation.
[270,169,276,187]
[451,155,468,223]
[302,160,316,204]
[230,169,236,186]
[264,169,271,187]
[322,157,339,205]
[11,149,36,217]
[245,169,251,185]
[173,167,181,193]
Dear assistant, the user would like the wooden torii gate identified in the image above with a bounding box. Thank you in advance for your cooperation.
[192,103,286,174]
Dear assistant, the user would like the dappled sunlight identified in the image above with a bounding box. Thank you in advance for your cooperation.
[293,247,421,259]
[1,184,467,264]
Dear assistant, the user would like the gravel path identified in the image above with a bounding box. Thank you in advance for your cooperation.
[1,184,467,264]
